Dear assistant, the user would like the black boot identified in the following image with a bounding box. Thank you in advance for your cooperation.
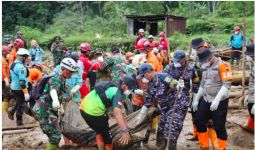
[7,107,15,120]
[167,140,177,150]
[156,131,167,150]
[17,120,24,126]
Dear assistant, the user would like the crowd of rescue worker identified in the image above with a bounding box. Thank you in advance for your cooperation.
[2,27,254,150]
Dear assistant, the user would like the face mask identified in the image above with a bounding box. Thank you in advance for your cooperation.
[124,89,132,97]
[174,62,182,68]
[201,62,210,69]
[142,77,150,83]
[235,31,239,34]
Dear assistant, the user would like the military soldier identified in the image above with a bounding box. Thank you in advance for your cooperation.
[7,48,30,126]
[134,63,186,150]
[32,58,77,150]
[192,48,232,150]
[110,47,127,80]
[51,36,66,67]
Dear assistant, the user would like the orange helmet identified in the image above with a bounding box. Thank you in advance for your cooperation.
[125,52,134,60]
[2,45,11,53]
[80,43,91,52]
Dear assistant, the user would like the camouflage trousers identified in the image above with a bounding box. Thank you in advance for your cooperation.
[157,93,189,143]
[32,98,61,144]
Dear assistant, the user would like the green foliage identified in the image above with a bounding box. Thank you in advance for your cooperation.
[187,20,216,34]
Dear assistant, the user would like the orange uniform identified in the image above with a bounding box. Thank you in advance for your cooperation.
[8,48,18,65]
[2,56,10,81]
[28,68,43,85]
[146,52,162,72]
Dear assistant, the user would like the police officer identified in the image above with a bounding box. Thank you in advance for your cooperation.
[32,58,77,150]
[134,63,185,150]
[7,48,30,126]
[80,76,137,150]
[192,48,232,150]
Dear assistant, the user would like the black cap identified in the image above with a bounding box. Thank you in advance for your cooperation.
[197,48,213,62]
[112,47,120,53]
[122,76,137,90]
[191,38,204,49]
[245,44,254,56]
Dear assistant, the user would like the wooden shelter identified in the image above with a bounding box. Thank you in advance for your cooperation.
[125,14,186,37]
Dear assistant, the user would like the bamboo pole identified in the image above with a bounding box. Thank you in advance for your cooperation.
[241,3,246,104]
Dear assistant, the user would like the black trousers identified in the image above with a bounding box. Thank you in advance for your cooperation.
[2,81,11,100]
[231,47,242,64]
[11,90,25,122]
[80,110,112,144]
[196,98,228,140]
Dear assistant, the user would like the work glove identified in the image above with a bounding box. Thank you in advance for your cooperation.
[59,104,65,115]
[4,77,9,87]
[70,85,81,97]
[35,57,38,61]
[24,93,30,101]
[210,86,228,111]
[50,89,60,111]
[135,106,148,126]
[251,105,255,115]
[192,87,204,112]
[134,89,143,96]
[176,79,184,90]
[98,56,104,62]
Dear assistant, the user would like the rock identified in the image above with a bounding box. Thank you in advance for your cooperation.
[228,128,254,149]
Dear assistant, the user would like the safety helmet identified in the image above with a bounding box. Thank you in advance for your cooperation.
[137,38,147,50]
[148,35,154,39]
[17,48,30,57]
[60,58,77,72]
[234,26,240,31]
[159,32,165,37]
[31,40,38,46]
[139,29,145,33]
[80,43,91,52]
[143,41,151,48]
[70,51,80,61]
[32,63,43,71]
[14,39,24,48]
[125,52,135,61]
[2,45,11,53]
[17,31,23,35]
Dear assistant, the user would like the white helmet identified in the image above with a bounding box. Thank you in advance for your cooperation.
[17,48,30,56]
[139,29,145,33]
[60,58,77,72]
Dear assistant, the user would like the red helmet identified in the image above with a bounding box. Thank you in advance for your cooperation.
[32,63,43,71]
[159,32,165,37]
[234,26,240,31]
[137,38,147,50]
[2,45,11,53]
[80,43,91,52]
[14,39,24,48]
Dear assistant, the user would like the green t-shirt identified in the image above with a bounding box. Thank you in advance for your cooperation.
[83,87,123,116]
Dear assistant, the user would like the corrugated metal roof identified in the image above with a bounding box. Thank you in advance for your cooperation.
[125,14,186,20]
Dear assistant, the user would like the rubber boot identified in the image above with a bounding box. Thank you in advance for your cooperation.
[2,100,9,112]
[46,143,58,150]
[217,138,227,150]
[96,134,105,150]
[152,115,160,134]
[7,107,15,120]
[208,127,217,149]
[167,140,177,150]
[241,116,254,133]
[197,132,209,150]
[105,144,113,150]
[156,131,167,150]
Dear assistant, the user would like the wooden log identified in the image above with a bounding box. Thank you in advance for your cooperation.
[2,124,38,131]
[3,129,28,135]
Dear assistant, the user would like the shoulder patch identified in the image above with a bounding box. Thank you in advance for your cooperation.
[164,76,171,83]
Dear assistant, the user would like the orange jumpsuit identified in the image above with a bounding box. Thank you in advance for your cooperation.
[8,47,18,65]
[146,52,162,72]
[2,56,10,81]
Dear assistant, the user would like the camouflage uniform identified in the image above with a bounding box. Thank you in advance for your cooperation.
[51,42,65,67]
[162,63,195,143]
[32,74,66,144]
[111,55,127,80]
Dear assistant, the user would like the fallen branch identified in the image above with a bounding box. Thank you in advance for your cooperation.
[2,124,38,131]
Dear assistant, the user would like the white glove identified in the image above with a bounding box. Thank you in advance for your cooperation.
[177,79,184,90]
[4,77,9,87]
[98,56,104,62]
[70,85,81,97]
[24,93,30,101]
[50,89,60,111]
[35,57,38,61]
[134,89,143,95]
[59,104,65,115]
[251,105,255,115]
[192,87,204,112]
[135,106,148,126]
[246,56,253,62]
[210,86,228,111]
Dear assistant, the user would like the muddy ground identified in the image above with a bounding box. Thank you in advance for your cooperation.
[2,91,254,150]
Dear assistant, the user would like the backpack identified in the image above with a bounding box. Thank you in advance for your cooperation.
[94,81,120,108]
[30,73,55,101]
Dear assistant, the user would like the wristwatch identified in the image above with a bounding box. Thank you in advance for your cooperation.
[122,128,129,133]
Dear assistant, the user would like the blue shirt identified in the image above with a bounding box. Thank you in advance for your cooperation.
[54,65,82,103]
[229,33,243,48]
[10,60,28,90]
[29,47,44,64]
